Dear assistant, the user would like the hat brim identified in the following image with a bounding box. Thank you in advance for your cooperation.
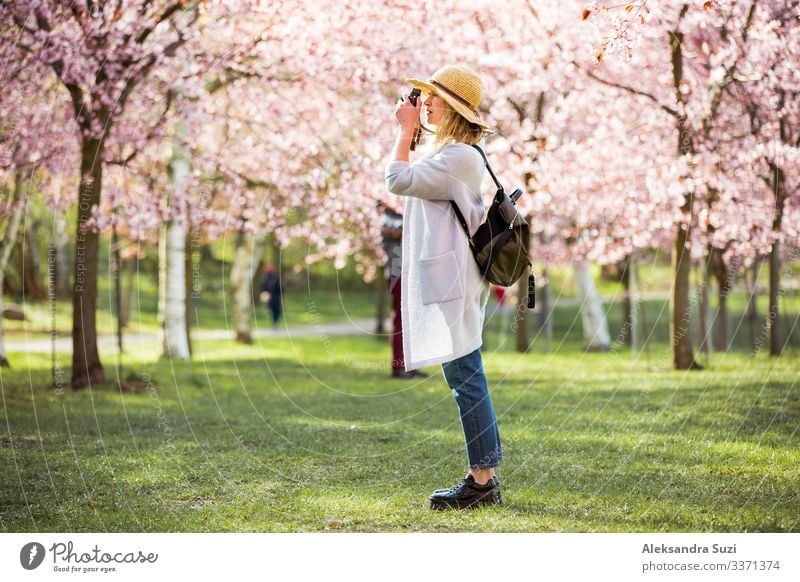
[405,77,436,94]
[405,77,489,131]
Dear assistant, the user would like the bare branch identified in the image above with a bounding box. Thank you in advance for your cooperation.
[107,89,175,167]
[574,61,678,117]
[135,2,185,45]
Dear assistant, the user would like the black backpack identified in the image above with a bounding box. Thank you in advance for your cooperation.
[450,145,535,309]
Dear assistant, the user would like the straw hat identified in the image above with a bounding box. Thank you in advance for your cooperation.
[405,64,489,130]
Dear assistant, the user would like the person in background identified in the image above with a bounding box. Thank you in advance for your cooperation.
[492,285,514,344]
[260,264,283,327]
[381,203,428,379]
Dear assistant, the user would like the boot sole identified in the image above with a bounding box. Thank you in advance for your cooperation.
[429,493,501,511]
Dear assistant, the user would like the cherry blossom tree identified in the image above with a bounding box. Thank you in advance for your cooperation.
[3,0,796,378]
[2,1,213,388]
[732,1,800,356]
[0,173,26,367]
[565,0,798,367]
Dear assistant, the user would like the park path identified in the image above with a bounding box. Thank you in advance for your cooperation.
[5,318,385,354]
[5,291,672,354]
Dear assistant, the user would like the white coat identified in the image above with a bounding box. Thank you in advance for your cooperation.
[385,140,490,370]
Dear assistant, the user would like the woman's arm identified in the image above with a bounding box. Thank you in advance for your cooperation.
[385,143,482,201]
[390,95,421,163]
[390,127,415,163]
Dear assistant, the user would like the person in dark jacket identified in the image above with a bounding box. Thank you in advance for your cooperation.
[260,264,283,327]
[381,203,427,379]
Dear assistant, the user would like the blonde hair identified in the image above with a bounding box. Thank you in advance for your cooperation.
[433,101,485,146]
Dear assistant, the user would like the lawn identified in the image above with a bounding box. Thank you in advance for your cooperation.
[1,331,798,532]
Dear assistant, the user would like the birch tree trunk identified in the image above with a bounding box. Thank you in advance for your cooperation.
[161,220,191,360]
[574,261,611,351]
[231,230,265,344]
[0,171,27,367]
[160,122,191,361]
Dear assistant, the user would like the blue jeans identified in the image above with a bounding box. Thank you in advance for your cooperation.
[441,348,502,469]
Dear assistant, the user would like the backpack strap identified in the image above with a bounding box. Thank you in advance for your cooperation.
[471,145,504,192]
[527,267,536,309]
[449,199,475,249]
[451,144,509,247]
[449,144,502,247]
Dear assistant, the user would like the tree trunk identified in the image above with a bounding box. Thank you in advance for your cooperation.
[158,221,167,330]
[747,256,761,351]
[715,281,729,353]
[119,256,135,329]
[766,160,786,358]
[270,235,281,270]
[574,261,611,351]
[628,254,639,354]
[707,247,733,353]
[768,239,782,357]
[161,219,191,360]
[71,137,106,389]
[231,230,265,344]
[538,266,552,353]
[621,255,632,346]
[671,220,699,369]
[0,171,27,367]
[185,224,196,357]
[698,256,712,355]
[160,122,191,361]
[52,212,71,299]
[669,21,700,371]
[111,222,123,355]
[21,221,46,300]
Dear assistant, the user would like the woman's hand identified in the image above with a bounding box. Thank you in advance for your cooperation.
[390,93,420,163]
[394,93,421,134]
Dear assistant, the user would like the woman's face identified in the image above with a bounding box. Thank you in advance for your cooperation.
[424,92,448,125]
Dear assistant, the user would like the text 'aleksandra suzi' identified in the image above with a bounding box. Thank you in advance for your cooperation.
[642,543,737,554]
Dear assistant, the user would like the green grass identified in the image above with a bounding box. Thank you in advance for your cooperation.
[1,332,798,532]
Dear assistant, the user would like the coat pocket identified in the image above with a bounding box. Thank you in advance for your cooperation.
[419,251,464,305]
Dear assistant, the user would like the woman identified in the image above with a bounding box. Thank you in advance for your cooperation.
[385,64,502,510]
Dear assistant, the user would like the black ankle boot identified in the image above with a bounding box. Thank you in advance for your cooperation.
[429,474,501,510]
